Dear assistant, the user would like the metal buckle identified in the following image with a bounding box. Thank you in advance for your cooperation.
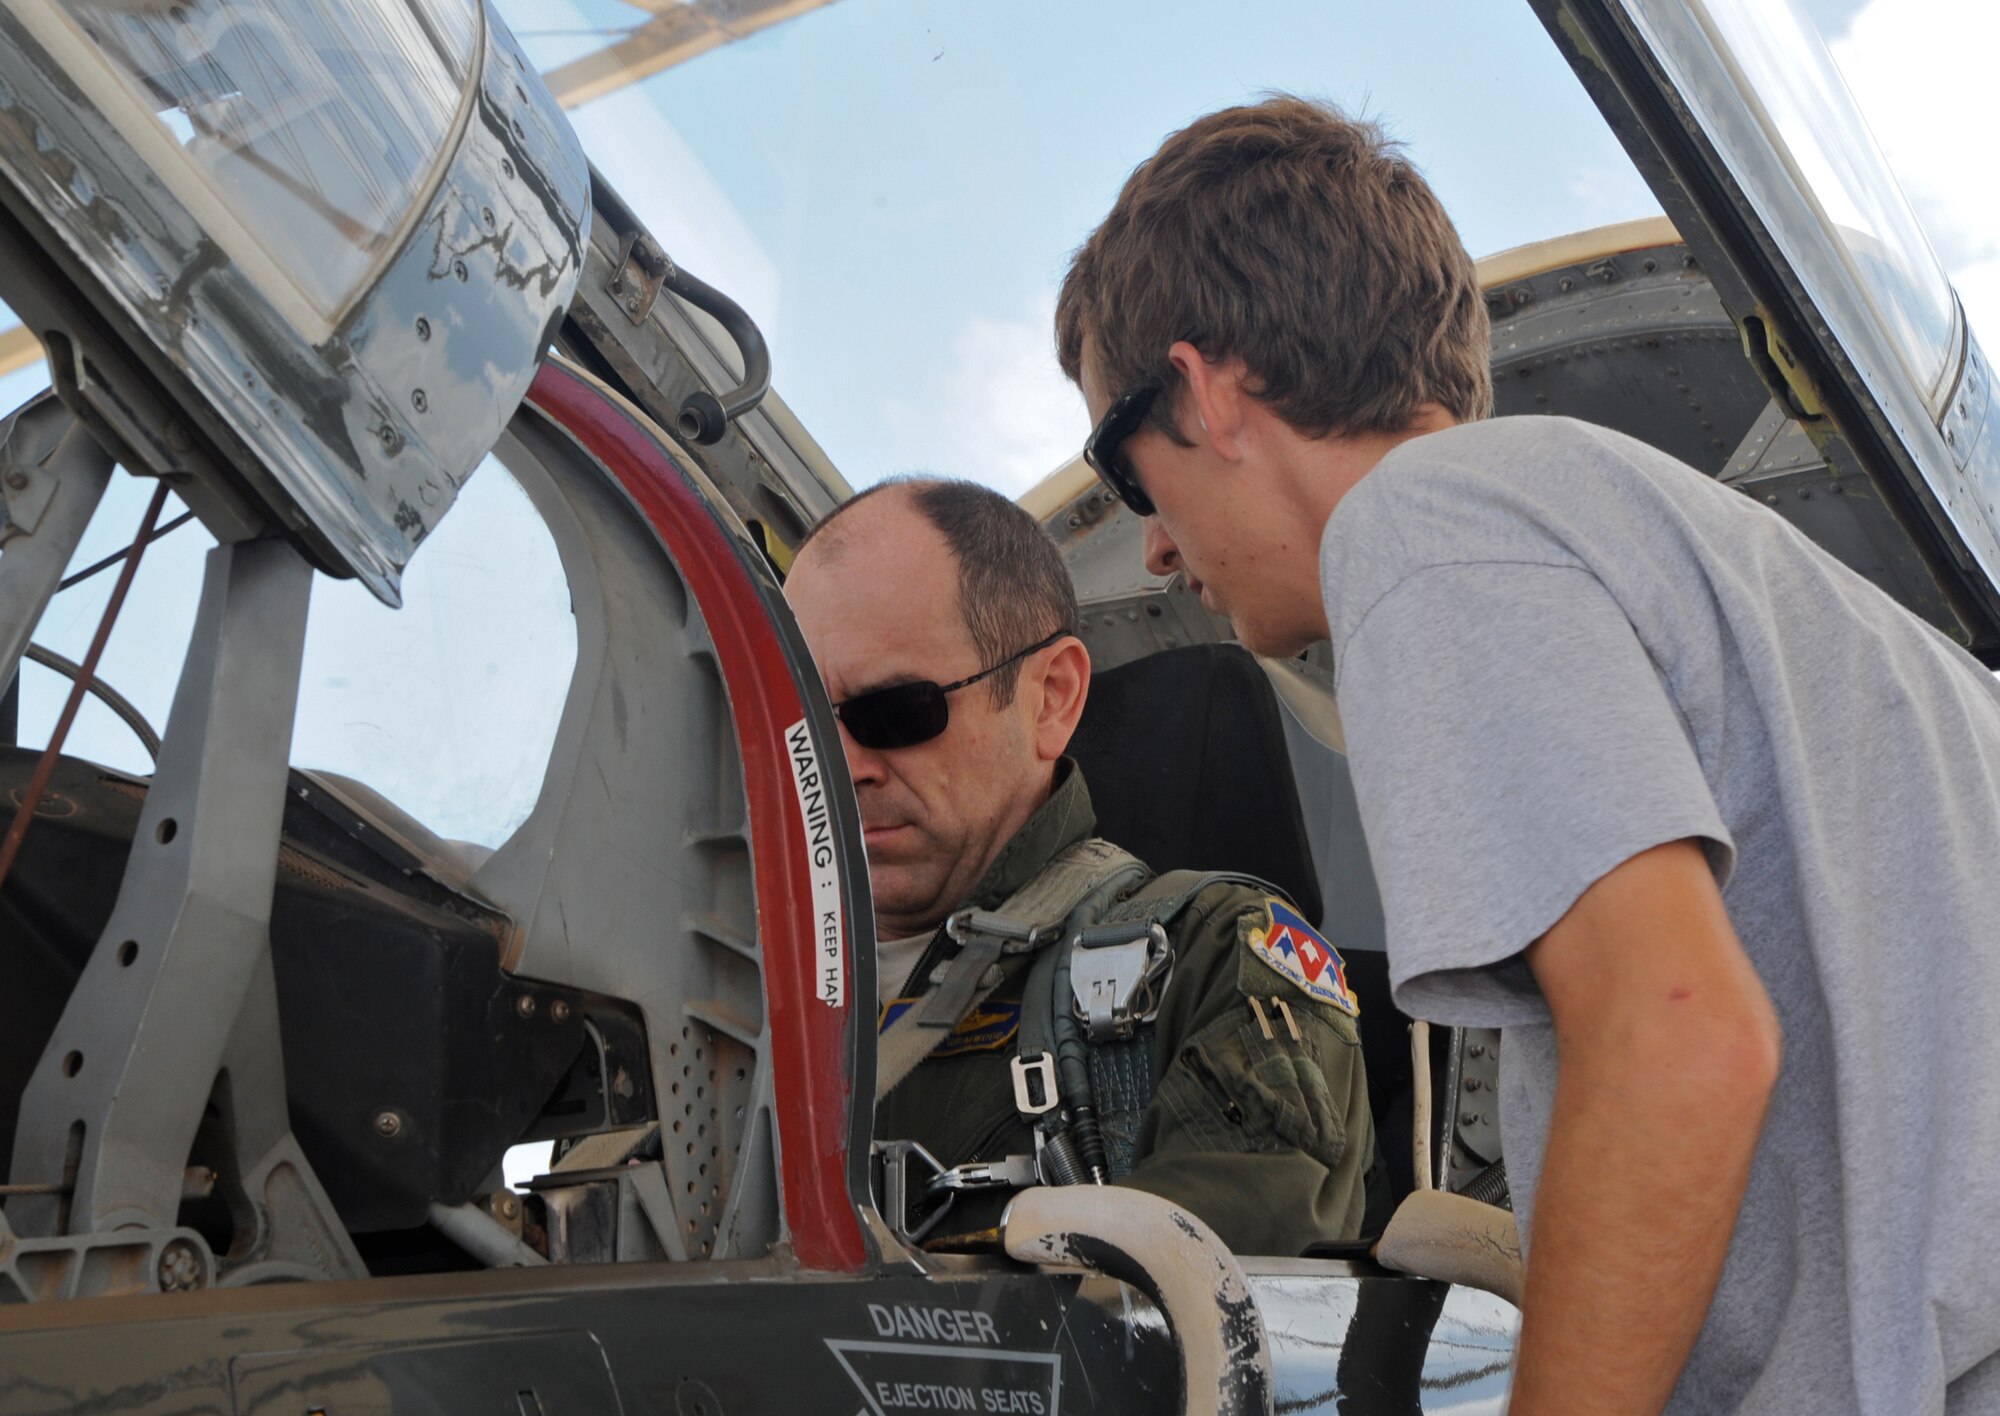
[927,1155,1038,1193]
[873,1140,955,1245]
[1011,1052,1059,1114]
[1069,923,1171,1042]
[946,909,1060,951]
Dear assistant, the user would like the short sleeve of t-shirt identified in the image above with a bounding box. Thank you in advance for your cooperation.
[1335,559,1736,1027]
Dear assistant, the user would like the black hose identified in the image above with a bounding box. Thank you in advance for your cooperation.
[1048,942,1110,1183]
[662,262,772,445]
[586,163,771,447]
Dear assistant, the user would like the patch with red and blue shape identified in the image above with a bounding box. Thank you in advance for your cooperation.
[1242,897,1360,1017]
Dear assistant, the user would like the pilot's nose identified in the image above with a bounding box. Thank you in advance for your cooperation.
[835,720,889,786]
[1142,516,1183,579]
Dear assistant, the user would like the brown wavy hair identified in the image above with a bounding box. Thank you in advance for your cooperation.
[1057,96,1492,444]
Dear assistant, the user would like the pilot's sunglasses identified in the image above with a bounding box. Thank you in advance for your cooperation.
[833,627,1072,750]
[1083,382,1162,517]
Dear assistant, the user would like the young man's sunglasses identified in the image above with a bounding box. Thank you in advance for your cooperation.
[831,627,1072,750]
[1082,382,1161,517]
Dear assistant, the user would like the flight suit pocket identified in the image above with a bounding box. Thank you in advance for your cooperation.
[1155,1011,1355,1171]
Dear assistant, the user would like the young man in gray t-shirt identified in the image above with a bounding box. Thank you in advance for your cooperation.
[1057,97,2000,1414]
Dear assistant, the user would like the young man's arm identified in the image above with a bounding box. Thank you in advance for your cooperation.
[1506,838,1782,1415]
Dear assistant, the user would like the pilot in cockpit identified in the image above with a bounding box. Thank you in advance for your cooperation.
[783,476,1375,1253]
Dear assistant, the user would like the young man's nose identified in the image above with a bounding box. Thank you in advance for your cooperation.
[1142,516,1182,579]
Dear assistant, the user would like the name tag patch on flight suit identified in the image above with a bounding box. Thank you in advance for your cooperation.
[1244,898,1360,1017]
[879,997,1023,1056]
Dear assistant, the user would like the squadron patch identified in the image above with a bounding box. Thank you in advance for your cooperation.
[1242,898,1360,1017]
[879,997,1022,1056]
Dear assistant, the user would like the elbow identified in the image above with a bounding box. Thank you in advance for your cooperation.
[1611,984,1784,1128]
[1702,989,1783,1126]
[1739,996,1784,1102]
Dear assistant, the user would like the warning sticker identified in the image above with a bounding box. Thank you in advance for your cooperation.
[785,717,846,1008]
[825,1338,1061,1415]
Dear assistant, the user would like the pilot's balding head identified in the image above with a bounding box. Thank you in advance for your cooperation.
[785,480,1087,938]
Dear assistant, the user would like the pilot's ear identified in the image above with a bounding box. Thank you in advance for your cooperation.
[1030,635,1090,763]
[1168,341,1248,460]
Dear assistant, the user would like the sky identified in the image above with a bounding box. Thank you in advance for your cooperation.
[500,0,2000,497]
[1,0,1996,835]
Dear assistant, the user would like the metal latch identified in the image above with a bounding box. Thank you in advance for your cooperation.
[1011,1052,1059,1115]
[1069,923,1172,1042]
[605,231,677,325]
[874,1139,954,1245]
[875,1141,1043,1246]
[928,1155,1037,1193]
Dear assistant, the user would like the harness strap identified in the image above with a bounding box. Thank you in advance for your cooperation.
[875,839,1150,1100]
[1016,866,1290,1182]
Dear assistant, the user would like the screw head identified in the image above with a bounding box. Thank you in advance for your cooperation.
[501,158,515,180]
[415,316,431,341]
[453,260,469,282]
[482,206,496,229]
[550,999,571,1024]
[500,1193,521,1220]
[411,389,428,413]
[373,1109,403,1138]
[516,994,538,1019]
[157,1239,203,1292]
[377,424,397,450]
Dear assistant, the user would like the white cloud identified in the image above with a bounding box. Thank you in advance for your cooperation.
[1831,0,2000,336]
[873,290,1087,497]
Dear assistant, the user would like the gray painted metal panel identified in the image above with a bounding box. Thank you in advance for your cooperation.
[7,536,363,1288]
[471,404,777,1261]
[0,396,111,703]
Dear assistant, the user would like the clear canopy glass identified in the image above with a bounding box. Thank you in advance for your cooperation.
[1629,0,1960,408]
[41,0,480,320]
[11,452,576,851]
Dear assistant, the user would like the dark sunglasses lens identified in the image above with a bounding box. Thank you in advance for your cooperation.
[838,682,950,749]
[1105,454,1154,517]
[1085,394,1157,516]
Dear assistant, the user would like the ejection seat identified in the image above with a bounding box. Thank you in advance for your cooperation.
[1069,642,1415,1228]
[1072,642,1520,1310]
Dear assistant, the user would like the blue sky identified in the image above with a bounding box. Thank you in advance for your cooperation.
[543,0,1665,491]
[492,0,1999,496]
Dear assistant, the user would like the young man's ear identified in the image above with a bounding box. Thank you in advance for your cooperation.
[1168,340,1250,459]
[1030,636,1091,763]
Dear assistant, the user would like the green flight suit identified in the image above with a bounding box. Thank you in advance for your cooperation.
[874,761,1375,1256]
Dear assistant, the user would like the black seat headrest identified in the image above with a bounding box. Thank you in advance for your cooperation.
[1069,643,1323,924]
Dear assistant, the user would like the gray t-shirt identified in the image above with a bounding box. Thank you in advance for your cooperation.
[1321,416,2000,1414]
